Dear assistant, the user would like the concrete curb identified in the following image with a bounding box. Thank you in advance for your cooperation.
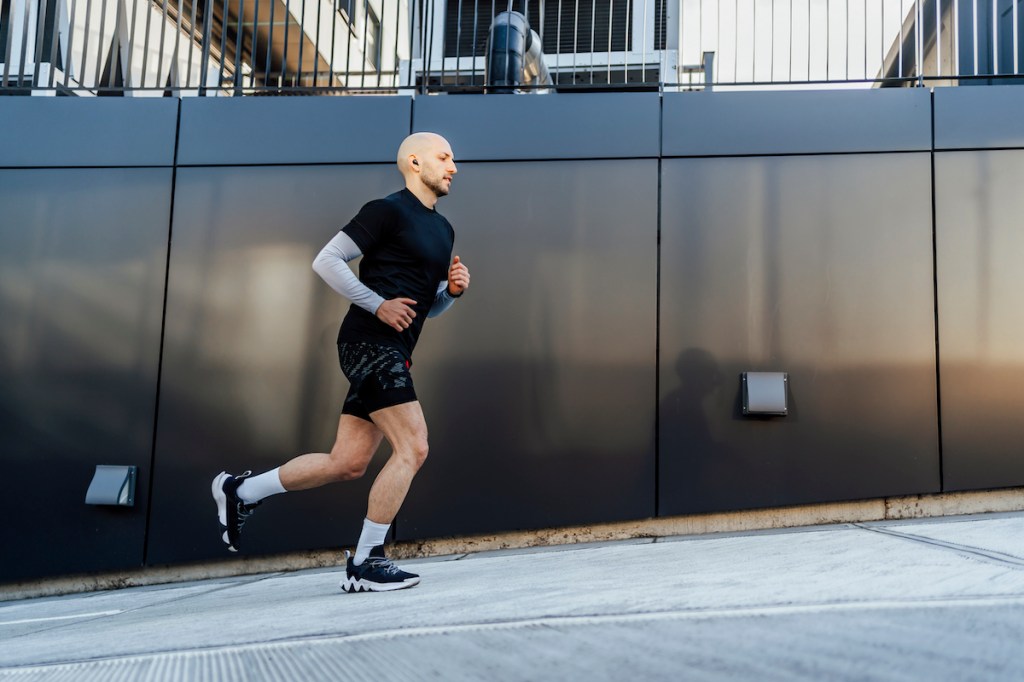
[3,487,1021,602]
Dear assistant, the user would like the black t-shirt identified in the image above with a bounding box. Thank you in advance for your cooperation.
[338,188,455,359]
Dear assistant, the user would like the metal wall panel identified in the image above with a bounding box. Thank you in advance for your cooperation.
[176,97,413,166]
[934,87,1024,151]
[396,160,658,540]
[936,149,1024,490]
[412,93,661,161]
[147,164,402,565]
[0,168,170,582]
[0,100,178,168]
[662,90,932,157]
[659,154,939,516]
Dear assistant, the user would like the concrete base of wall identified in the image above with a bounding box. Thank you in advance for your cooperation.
[4,487,1022,601]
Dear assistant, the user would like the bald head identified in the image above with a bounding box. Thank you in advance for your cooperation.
[397,132,457,207]
[397,133,450,174]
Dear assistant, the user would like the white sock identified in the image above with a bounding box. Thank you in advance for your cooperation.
[353,519,390,565]
[235,468,287,504]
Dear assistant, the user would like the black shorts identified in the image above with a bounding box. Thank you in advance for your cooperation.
[337,342,418,422]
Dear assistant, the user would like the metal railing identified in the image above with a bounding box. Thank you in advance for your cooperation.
[1,0,1021,95]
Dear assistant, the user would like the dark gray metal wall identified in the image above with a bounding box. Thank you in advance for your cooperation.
[935,87,1024,491]
[659,91,940,514]
[2,87,1022,583]
[0,99,177,581]
[147,98,413,564]
[401,95,659,539]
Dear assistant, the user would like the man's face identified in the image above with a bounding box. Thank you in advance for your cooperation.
[418,143,458,197]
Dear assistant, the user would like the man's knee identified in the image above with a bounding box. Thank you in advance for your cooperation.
[328,447,371,481]
[405,438,429,469]
[338,462,369,481]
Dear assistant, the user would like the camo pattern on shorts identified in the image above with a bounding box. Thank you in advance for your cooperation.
[338,342,411,392]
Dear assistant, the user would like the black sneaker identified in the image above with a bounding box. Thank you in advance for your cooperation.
[340,546,420,593]
[211,471,261,552]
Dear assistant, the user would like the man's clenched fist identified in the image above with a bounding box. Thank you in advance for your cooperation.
[447,255,470,296]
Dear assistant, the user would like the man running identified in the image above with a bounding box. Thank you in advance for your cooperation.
[211,132,468,593]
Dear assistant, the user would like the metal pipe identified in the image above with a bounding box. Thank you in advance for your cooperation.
[485,9,550,90]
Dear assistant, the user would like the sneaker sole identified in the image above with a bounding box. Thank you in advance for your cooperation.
[211,473,229,525]
[210,472,237,552]
[339,576,420,593]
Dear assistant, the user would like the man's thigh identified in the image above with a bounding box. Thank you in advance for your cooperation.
[368,401,428,452]
[332,413,386,460]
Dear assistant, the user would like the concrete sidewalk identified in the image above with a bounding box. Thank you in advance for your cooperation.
[2,513,1024,681]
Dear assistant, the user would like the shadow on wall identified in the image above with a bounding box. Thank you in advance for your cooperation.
[658,348,940,516]
[659,348,761,510]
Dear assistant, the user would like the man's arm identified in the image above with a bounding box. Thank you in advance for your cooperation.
[311,231,385,314]
[428,255,470,318]
[313,231,420,332]
[428,281,457,318]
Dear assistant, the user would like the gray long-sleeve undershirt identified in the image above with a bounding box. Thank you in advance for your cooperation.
[312,231,457,318]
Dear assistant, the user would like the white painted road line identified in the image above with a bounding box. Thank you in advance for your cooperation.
[0,611,122,627]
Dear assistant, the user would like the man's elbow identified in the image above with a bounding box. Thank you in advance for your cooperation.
[311,251,328,276]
